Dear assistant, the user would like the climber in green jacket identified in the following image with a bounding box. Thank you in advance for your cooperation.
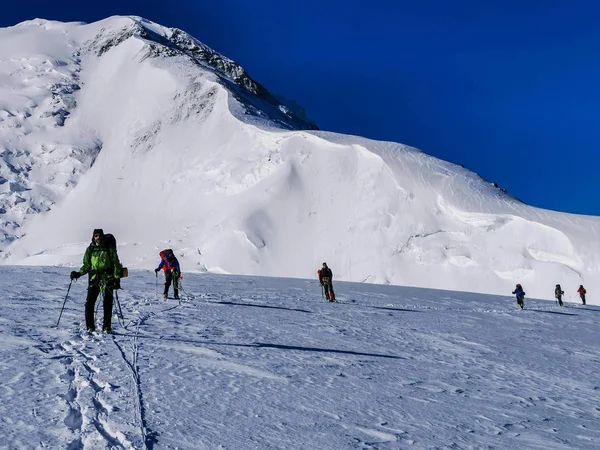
[71,229,122,334]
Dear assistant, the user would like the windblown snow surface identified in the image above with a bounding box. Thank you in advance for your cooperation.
[1,267,599,449]
[1,16,600,302]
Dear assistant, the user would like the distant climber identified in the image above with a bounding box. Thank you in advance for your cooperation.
[155,249,181,300]
[555,284,564,306]
[512,284,526,309]
[577,285,587,305]
[318,262,336,302]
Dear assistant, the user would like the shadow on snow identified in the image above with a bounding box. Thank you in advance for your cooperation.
[535,310,578,316]
[370,306,422,313]
[112,333,405,360]
[209,300,312,314]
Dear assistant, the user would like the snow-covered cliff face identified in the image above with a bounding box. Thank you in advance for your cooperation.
[0,16,316,249]
[1,16,599,302]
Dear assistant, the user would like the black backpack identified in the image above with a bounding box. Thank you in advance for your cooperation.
[103,233,128,278]
[103,233,117,250]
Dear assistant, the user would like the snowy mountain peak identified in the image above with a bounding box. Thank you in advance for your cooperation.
[80,16,318,131]
[1,16,600,303]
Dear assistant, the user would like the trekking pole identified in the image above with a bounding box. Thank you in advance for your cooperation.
[155,271,158,300]
[57,280,74,327]
[321,283,324,300]
[115,290,125,326]
[98,284,106,330]
[96,285,102,317]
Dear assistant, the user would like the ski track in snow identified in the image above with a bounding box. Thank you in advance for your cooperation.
[1,266,600,449]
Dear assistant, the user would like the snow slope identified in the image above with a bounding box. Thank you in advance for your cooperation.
[1,16,599,302]
[1,267,599,449]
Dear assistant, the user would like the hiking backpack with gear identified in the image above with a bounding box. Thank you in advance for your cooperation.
[159,249,179,275]
[103,233,128,278]
[160,249,174,260]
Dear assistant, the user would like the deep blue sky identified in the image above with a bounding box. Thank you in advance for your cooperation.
[4,1,600,215]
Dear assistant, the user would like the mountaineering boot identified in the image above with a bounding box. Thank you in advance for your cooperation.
[103,327,112,334]
[164,294,168,300]
[174,290,179,300]
[87,327,96,334]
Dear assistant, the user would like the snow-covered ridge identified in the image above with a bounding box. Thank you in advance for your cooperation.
[1,16,599,302]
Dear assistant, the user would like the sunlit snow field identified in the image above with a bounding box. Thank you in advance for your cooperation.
[1,266,599,449]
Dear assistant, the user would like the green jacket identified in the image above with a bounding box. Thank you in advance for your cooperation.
[78,241,122,285]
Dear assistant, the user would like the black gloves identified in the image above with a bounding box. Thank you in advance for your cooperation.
[107,278,121,290]
[70,271,81,280]
[154,268,160,274]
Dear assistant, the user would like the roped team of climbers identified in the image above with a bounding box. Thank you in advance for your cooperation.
[511,282,588,310]
[66,227,592,333]
[69,229,185,334]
